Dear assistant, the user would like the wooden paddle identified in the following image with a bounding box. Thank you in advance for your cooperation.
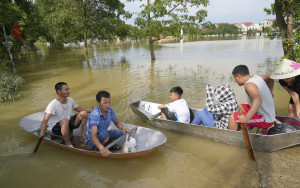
[239,110,256,161]
[33,136,45,153]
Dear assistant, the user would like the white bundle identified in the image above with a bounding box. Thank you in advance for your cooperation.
[123,134,137,153]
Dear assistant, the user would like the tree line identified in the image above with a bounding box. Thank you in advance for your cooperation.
[1,0,299,64]
[0,0,299,102]
[1,0,243,63]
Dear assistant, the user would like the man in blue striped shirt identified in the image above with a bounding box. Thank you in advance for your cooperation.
[85,91,130,156]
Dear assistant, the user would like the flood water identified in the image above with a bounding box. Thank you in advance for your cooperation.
[0,36,294,187]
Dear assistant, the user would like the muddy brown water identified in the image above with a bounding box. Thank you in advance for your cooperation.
[1,36,299,187]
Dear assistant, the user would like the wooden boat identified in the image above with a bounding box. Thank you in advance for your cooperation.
[19,112,167,159]
[130,101,300,152]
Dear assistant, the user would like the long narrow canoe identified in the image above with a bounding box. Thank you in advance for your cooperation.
[130,101,300,152]
[19,112,167,159]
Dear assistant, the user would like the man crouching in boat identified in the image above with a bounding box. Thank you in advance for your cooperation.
[228,65,276,132]
[85,91,130,156]
[39,82,93,148]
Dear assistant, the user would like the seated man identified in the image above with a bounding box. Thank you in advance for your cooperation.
[39,82,92,147]
[192,84,238,129]
[228,65,276,132]
[85,91,130,156]
[158,86,190,123]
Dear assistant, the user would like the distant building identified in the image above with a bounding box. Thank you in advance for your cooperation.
[213,19,274,35]
[261,19,275,27]
[214,23,221,28]
[239,22,253,34]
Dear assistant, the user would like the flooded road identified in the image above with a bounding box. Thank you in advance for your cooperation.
[1,36,299,187]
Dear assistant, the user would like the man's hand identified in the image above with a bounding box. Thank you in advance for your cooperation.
[122,127,131,135]
[39,129,46,137]
[296,110,300,119]
[99,147,111,156]
[238,114,248,124]
[88,106,94,113]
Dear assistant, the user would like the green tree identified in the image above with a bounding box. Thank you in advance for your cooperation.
[216,23,239,36]
[36,0,129,55]
[1,0,24,67]
[1,0,42,67]
[265,0,299,60]
[127,25,146,40]
[201,21,217,35]
[130,0,209,61]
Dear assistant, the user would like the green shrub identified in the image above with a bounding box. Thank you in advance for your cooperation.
[0,71,25,102]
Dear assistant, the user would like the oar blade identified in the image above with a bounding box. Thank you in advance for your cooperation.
[33,136,44,153]
[240,124,256,161]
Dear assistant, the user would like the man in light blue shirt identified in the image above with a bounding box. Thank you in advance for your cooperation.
[85,91,130,156]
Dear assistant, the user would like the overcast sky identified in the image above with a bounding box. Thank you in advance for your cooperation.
[121,0,275,25]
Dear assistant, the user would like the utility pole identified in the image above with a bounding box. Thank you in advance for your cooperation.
[2,25,15,67]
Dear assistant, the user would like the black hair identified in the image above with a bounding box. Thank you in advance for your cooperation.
[55,82,67,94]
[232,65,250,76]
[96,91,110,102]
[170,86,183,97]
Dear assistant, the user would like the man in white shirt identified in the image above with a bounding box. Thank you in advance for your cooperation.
[39,82,92,147]
[158,86,190,123]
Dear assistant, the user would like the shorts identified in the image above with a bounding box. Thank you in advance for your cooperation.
[233,104,274,129]
[86,129,123,150]
[161,108,178,121]
[51,114,80,135]
[289,97,295,104]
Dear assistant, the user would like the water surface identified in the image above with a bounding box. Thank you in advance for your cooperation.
[0,36,292,187]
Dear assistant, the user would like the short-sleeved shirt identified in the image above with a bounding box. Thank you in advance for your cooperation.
[166,99,190,123]
[279,75,300,104]
[85,105,117,144]
[45,97,78,129]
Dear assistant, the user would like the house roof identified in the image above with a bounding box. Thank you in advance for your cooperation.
[241,22,253,27]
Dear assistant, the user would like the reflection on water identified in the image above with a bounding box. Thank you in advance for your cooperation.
[0,36,290,187]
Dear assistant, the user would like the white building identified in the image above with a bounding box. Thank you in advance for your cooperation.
[239,22,253,34]
[213,19,274,35]
[261,19,275,27]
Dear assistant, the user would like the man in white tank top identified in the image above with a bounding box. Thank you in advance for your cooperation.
[228,65,276,132]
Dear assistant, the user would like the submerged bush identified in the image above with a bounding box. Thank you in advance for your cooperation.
[0,71,24,102]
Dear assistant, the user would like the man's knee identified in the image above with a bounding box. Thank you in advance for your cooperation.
[101,136,109,145]
[78,111,88,119]
[60,119,69,127]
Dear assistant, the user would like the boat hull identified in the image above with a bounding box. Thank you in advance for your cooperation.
[130,101,300,152]
[19,112,167,159]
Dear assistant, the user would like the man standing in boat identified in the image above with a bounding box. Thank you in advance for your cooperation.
[228,65,276,133]
[85,91,130,156]
[39,82,92,147]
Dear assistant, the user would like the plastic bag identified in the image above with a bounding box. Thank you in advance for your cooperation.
[123,134,137,153]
